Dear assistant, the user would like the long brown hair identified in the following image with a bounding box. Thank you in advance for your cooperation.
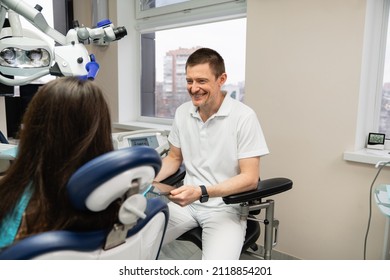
[0,77,118,236]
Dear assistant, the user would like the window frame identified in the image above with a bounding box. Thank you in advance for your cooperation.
[343,0,390,164]
[135,0,240,19]
[115,0,246,130]
[355,0,389,148]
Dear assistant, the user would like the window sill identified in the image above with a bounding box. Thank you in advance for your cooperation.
[113,121,172,132]
[344,148,390,165]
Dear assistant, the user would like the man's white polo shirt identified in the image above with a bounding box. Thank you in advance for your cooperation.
[168,94,269,207]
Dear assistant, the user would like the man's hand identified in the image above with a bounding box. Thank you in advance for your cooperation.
[168,185,202,206]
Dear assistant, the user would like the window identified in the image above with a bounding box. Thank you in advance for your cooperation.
[353,0,390,147]
[141,19,246,119]
[344,0,390,163]
[135,0,247,121]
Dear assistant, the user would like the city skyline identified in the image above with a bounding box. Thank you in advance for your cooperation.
[155,18,246,84]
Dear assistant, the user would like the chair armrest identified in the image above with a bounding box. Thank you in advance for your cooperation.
[222,177,293,205]
[160,164,186,186]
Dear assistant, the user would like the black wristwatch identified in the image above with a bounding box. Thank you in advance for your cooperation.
[199,185,209,203]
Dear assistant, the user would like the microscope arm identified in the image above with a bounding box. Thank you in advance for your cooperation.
[0,0,127,85]
[0,0,66,45]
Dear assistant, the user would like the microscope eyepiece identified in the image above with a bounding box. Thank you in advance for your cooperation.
[113,26,127,41]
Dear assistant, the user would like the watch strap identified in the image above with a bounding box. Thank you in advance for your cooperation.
[199,185,209,203]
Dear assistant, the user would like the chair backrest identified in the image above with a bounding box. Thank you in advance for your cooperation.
[0,146,169,260]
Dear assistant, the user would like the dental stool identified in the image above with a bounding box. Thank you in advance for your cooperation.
[165,175,293,260]
[0,146,169,260]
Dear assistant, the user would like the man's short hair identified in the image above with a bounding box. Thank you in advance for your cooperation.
[186,48,225,79]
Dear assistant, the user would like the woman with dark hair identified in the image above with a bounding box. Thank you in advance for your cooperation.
[0,77,119,249]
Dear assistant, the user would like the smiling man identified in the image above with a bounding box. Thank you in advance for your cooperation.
[154,48,269,260]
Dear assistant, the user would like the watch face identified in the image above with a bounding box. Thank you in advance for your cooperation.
[200,195,209,203]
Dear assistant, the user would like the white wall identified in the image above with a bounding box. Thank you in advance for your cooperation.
[246,0,390,259]
[73,0,119,123]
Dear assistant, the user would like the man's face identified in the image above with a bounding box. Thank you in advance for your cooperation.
[186,63,226,109]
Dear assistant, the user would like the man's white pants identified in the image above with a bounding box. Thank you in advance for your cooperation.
[162,201,247,260]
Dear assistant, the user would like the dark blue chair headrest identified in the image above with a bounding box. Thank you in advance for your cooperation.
[67,146,161,211]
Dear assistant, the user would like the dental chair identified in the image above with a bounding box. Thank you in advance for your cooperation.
[0,146,169,260]
[162,171,293,260]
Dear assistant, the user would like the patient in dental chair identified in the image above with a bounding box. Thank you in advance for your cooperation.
[0,77,119,250]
